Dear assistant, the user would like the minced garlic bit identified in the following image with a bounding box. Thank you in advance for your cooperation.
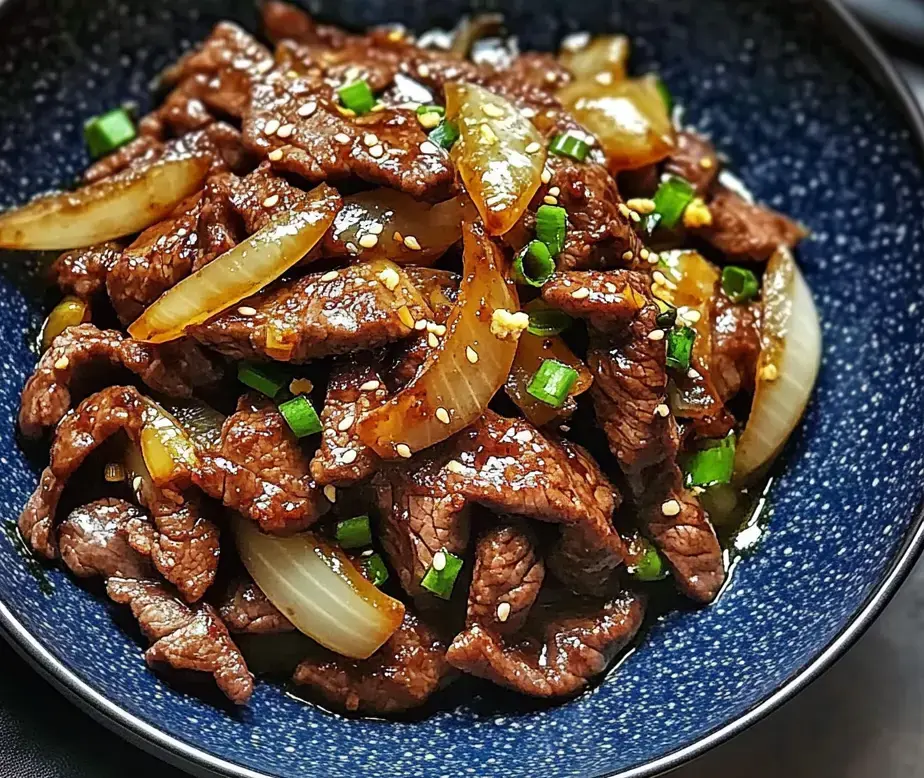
[360,379,381,391]
[378,266,400,291]
[661,499,681,517]
[104,463,125,483]
[446,459,467,475]
[604,282,618,294]
[760,363,780,382]
[396,443,413,459]
[397,305,415,328]
[358,233,379,249]
[595,71,614,85]
[237,305,257,316]
[571,287,591,300]
[466,346,479,364]
[263,118,281,136]
[436,407,451,424]
[340,449,358,465]
[262,194,280,208]
[490,308,530,340]
[323,484,337,503]
[648,329,665,341]
[320,270,339,282]
[654,403,670,418]
[496,602,512,622]
[525,141,541,154]
[289,377,314,395]
[432,550,447,571]
[54,356,70,370]
[369,144,385,158]
[403,235,422,251]
[687,368,700,379]
[417,111,442,129]
[368,222,384,235]
[337,415,355,431]
[480,123,498,145]
[683,197,713,229]
[267,148,283,161]
[684,309,702,324]
[626,197,656,215]
[276,124,294,139]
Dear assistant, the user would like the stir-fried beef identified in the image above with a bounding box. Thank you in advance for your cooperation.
[710,288,762,402]
[196,394,328,533]
[219,577,293,634]
[664,131,720,196]
[261,0,349,47]
[292,610,448,714]
[50,242,122,299]
[107,577,253,704]
[541,269,649,330]
[447,590,644,697]
[466,524,544,636]
[189,262,426,363]
[223,164,325,233]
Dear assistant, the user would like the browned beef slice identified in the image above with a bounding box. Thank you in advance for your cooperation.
[309,359,387,487]
[541,269,649,330]
[447,590,645,697]
[292,610,448,714]
[50,242,122,298]
[664,131,720,196]
[188,263,424,363]
[243,73,455,201]
[58,499,154,580]
[710,287,762,402]
[106,577,253,704]
[696,187,807,262]
[19,324,221,438]
[261,1,349,46]
[83,136,163,185]
[218,577,293,634]
[467,524,544,636]
[196,394,329,533]
[222,163,328,234]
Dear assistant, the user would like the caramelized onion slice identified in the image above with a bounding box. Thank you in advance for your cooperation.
[358,221,518,458]
[0,156,210,251]
[128,184,340,344]
[446,82,547,236]
[139,399,199,487]
[559,35,630,83]
[232,515,405,660]
[735,247,821,480]
[40,296,91,351]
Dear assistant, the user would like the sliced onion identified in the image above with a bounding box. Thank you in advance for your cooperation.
[128,183,340,344]
[161,399,227,451]
[232,514,405,659]
[358,220,518,458]
[40,296,90,351]
[0,156,210,251]
[446,82,547,236]
[139,399,199,487]
[558,74,675,172]
[323,190,469,266]
[559,35,630,83]
[735,247,821,480]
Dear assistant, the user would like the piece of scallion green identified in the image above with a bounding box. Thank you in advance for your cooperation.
[420,549,463,599]
[526,308,573,337]
[629,541,668,582]
[684,434,737,488]
[655,301,678,330]
[362,553,389,587]
[513,240,555,287]
[549,132,590,162]
[415,104,445,117]
[335,516,372,549]
[429,119,460,149]
[721,265,760,303]
[535,204,567,257]
[645,175,695,233]
[238,361,288,399]
[278,395,322,438]
[527,359,579,408]
[338,79,376,115]
[666,326,696,372]
[84,108,137,159]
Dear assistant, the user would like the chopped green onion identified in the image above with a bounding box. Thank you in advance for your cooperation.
[629,540,668,582]
[535,204,567,257]
[721,266,760,303]
[278,395,322,438]
[415,104,445,117]
[665,326,696,372]
[684,434,737,488]
[429,119,460,149]
[655,302,677,330]
[361,553,389,587]
[513,240,555,287]
[338,79,376,115]
[420,549,463,599]
[238,361,288,399]
[527,359,579,408]
[84,108,137,159]
[549,132,590,162]
[527,308,573,337]
[335,516,372,549]
[645,175,695,233]
[655,78,674,114]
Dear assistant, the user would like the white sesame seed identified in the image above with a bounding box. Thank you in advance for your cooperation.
[648,252,660,265]
[403,235,421,251]
[237,306,257,316]
[432,550,447,571]
[54,356,69,370]
[334,132,351,144]
[571,287,590,300]
[276,123,294,138]
[363,133,379,147]
[445,459,466,474]
[496,602,511,622]
[685,309,702,324]
[436,407,451,424]
[337,415,355,431]
[132,476,143,494]
[480,123,498,145]
[652,271,669,286]
[323,484,337,503]
[417,64,431,77]
[629,210,641,223]
[540,168,552,184]
[521,106,537,118]
[466,346,479,364]
[623,250,635,261]
[648,329,665,341]
[262,194,280,208]
[358,233,379,249]
[341,449,358,464]
[548,186,561,197]
[687,368,700,379]
[320,270,339,282]
[482,103,505,118]
[345,242,359,255]
[639,248,650,260]
[428,332,439,347]
[267,148,283,161]
[263,118,280,135]
[627,198,656,215]
[396,443,413,459]
[514,429,534,443]
[414,318,428,331]
[419,140,439,155]
[369,144,385,158]
[604,282,618,294]
[543,195,558,205]
[661,499,681,516]
[360,380,381,391]
[655,403,670,417]
[298,101,317,117]
[525,141,541,154]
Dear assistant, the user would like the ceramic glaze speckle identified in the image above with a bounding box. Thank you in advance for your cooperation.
[0,0,922,776]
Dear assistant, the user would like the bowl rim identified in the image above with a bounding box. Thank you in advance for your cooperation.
[1,1,924,777]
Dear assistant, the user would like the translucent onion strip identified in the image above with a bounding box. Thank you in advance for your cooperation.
[139,399,199,487]
[0,156,210,251]
[128,183,340,344]
[232,515,405,659]
[40,296,90,351]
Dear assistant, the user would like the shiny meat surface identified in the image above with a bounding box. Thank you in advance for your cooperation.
[50,242,122,299]
[664,131,720,195]
[710,287,763,401]
[218,577,293,634]
[58,499,154,580]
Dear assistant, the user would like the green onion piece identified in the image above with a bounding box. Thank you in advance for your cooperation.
[527,359,579,408]
[629,541,668,582]
[655,78,674,114]
[721,265,760,303]
[361,553,389,587]
[429,119,460,149]
[338,79,376,115]
[278,395,322,438]
[513,240,555,287]
[237,361,288,399]
[527,308,573,337]
[335,516,372,549]
[646,175,695,233]
[83,108,137,159]
[549,132,590,162]
[655,302,677,330]
[535,204,567,257]
[684,434,737,488]
[415,104,445,117]
[666,326,696,372]
[420,549,464,600]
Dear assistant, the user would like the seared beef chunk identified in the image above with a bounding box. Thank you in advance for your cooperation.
[467,524,544,636]
[51,242,122,299]
[107,577,253,704]
[292,610,448,714]
[696,187,807,262]
[219,577,293,634]
[710,288,762,402]
[58,499,154,580]
[83,136,163,185]
[309,359,387,487]
[541,269,649,330]
[664,131,720,196]
[447,590,644,697]
[189,262,426,363]
[196,394,328,533]
[223,164,327,233]
[261,0,348,46]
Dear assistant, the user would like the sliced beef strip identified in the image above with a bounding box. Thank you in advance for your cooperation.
[218,577,293,634]
[50,242,122,299]
[82,136,163,185]
[541,269,650,330]
[695,187,807,263]
[292,610,448,714]
[19,324,222,438]
[664,131,720,196]
[107,577,253,704]
[196,394,329,534]
[188,262,426,363]
[261,0,350,47]
[309,358,387,487]
[466,524,544,636]
[447,589,645,698]
[710,287,762,402]
[222,163,329,234]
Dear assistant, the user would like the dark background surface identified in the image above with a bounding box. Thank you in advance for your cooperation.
[3,3,924,777]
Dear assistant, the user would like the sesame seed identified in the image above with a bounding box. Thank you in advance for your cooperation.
[345,242,359,255]
[541,167,552,184]
[337,415,355,431]
[334,132,351,144]
[522,106,537,118]
[687,368,700,379]
[371,103,385,112]
[445,459,466,474]
[548,186,561,197]
[543,195,558,205]
[604,282,618,293]
[363,133,379,147]
[661,499,681,516]
[571,287,591,300]
[652,270,669,286]
[480,123,498,145]
[276,123,294,139]
[414,318,428,331]
[132,476,143,494]
[320,270,339,282]
[397,305,415,328]
[427,332,440,348]
[629,210,641,223]
[268,148,283,161]
[700,157,714,169]
[54,356,69,370]
[369,144,385,158]
[403,235,421,251]
[648,329,665,341]
[481,103,504,118]
[559,424,571,433]
[237,305,257,316]
[595,71,614,85]
[436,407,451,424]
[626,197,657,215]
[396,443,413,459]
[617,203,631,218]
[360,380,381,391]
[466,346,479,364]
[289,378,314,395]
[336,106,357,118]
[496,602,511,622]
[525,141,541,154]
[655,403,670,417]
[341,449,358,464]
[298,101,317,117]
[623,250,634,261]
[358,233,379,249]
[323,485,337,503]
[262,194,280,208]
[514,429,533,443]
[432,551,446,571]
[417,64,431,77]
[419,140,439,155]
[263,118,280,135]
[639,248,650,260]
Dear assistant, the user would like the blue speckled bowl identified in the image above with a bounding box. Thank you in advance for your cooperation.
[1,0,923,776]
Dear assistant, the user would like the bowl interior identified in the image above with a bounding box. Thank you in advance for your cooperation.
[1,1,924,777]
